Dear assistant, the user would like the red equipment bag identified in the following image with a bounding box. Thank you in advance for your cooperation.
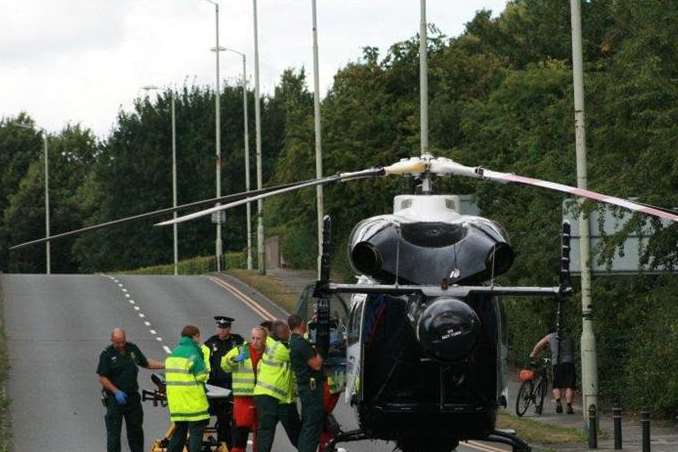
[519,369,535,382]
[233,396,256,428]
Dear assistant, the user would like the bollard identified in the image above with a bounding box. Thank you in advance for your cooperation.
[613,407,622,449]
[588,405,598,449]
[641,410,651,452]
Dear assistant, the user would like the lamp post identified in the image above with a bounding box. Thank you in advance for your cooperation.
[223,48,253,271]
[252,0,265,274]
[16,123,50,274]
[142,86,179,276]
[203,0,224,272]
[310,0,324,278]
[570,0,598,420]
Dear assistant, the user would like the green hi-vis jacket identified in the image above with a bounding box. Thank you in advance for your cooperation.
[253,337,296,403]
[165,337,209,422]
[221,343,256,396]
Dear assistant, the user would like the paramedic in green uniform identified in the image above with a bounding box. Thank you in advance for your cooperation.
[288,314,324,452]
[97,328,165,452]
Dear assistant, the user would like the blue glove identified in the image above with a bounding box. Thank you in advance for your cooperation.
[114,390,128,405]
[233,348,249,363]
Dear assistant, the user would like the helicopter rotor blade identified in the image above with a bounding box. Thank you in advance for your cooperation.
[433,158,678,222]
[155,166,385,227]
[9,181,302,250]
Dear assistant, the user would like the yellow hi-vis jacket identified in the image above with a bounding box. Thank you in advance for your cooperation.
[201,344,211,373]
[221,343,256,396]
[253,337,295,403]
[165,337,210,422]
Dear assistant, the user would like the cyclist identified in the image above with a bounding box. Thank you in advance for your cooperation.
[530,329,576,414]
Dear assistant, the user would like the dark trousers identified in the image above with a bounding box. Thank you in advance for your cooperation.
[168,419,208,452]
[298,384,324,452]
[210,397,233,445]
[254,395,301,452]
[104,392,144,452]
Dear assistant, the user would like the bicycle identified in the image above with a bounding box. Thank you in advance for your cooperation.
[515,357,550,417]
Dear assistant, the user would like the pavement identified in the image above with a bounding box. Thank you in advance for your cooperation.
[264,268,678,452]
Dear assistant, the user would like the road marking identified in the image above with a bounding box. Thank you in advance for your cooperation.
[129,299,135,304]
[117,283,123,287]
[139,313,145,318]
[134,306,140,311]
[122,288,128,293]
[125,294,131,298]
[207,276,276,320]
[156,337,162,342]
[144,321,151,326]
[150,329,157,335]
[163,346,172,354]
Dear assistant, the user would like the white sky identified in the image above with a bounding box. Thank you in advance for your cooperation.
[1,1,507,138]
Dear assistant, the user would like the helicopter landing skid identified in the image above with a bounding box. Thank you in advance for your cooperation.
[481,429,531,452]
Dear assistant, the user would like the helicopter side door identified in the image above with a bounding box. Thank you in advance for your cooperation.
[345,293,367,405]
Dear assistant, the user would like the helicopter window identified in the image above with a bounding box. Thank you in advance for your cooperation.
[400,199,412,209]
[445,199,457,210]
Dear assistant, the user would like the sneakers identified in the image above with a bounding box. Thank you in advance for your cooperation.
[567,404,574,415]
[555,400,563,413]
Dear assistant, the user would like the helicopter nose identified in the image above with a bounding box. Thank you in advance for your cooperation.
[416,297,481,361]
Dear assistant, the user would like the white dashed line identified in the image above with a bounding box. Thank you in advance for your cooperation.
[117,283,123,287]
[139,313,145,318]
[121,288,128,293]
[125,294,131,298]
[163,346,172,354]
[156,337,162,342]
[134,306,140,311]
[150,329,157,335]
[144,321,151,326]
[129,300,135,304]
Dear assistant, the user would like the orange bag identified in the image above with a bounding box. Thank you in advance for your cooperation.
[519,369,535,382]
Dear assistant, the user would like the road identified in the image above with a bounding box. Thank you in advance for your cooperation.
[2,274,507,451]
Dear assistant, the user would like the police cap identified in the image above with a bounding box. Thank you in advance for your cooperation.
[214,316,234,328]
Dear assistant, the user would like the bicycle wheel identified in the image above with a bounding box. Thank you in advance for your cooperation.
[515,380,534,417]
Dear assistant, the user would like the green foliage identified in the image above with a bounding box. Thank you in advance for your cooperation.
[122,251,247,275]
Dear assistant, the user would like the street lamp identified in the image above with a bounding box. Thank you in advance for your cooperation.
[222,47,253,271]
[252,0,265,274]
[311,0,324,278]
[202,0,224,272]
[141,86,179,276]
[16,123,50,274]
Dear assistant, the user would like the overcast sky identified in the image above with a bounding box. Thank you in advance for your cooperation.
[1,1,507,138]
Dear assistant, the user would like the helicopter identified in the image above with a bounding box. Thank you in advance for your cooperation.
[12,153,678,452]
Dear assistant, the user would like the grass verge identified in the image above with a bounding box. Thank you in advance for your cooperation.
[497,411,586,445]
[0,276,12,452]
[226,269,299,314]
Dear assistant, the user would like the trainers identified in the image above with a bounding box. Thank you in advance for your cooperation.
[555,401,563,414]
[567,404,574,415]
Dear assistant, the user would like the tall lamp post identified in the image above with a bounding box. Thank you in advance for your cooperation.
[310,0,324,278]
[142,86,179,276]
[570,0,598,419]
[16,123,50,274]
[223,48,253,271]
[203,0,224,272]
[252,0,265,274]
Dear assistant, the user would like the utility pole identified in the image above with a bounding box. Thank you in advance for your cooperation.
[43,133,50,274]
[311,0,324,278]
[252,0,265,274]
[171,93,178,276]
[213,1,223,273]
[419,0,429,159]
[570,0,598,418]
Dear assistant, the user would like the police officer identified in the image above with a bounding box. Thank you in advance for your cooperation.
[288,314,324,452]
[97,328,164,452]
[204,316,244,445]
